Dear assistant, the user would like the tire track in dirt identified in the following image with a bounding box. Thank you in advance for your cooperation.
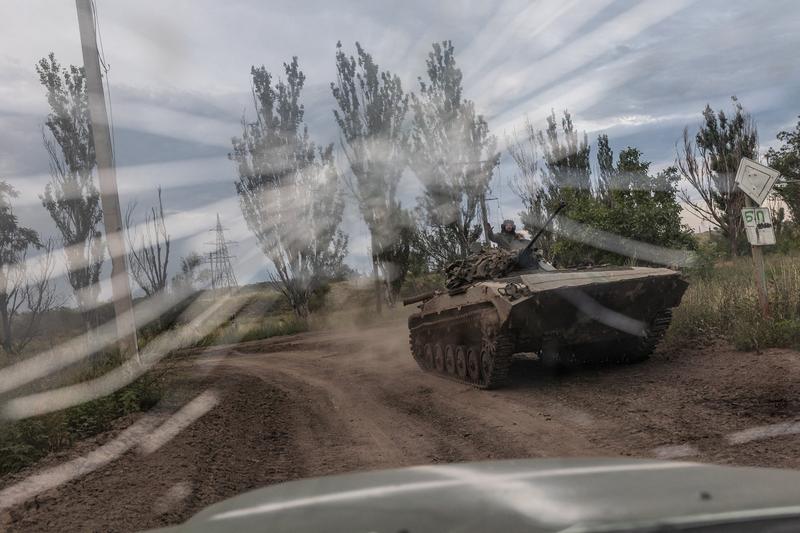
[208,322,609,473]
[217,356,484,471]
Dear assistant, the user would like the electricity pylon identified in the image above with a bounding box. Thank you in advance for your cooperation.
[207,214,238,290]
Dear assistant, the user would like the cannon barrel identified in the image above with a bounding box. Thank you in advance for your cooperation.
[403,291,436,306]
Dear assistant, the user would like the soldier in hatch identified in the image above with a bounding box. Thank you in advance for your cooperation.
[483,218,530,251]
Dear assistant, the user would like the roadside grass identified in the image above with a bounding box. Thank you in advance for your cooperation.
[0,352,162,477]
[666,252,800,351]
[196,313,309,347]
[192,274,447,342]
[0,286,305,478]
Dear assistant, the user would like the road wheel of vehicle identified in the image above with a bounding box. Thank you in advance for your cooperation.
[423,344,434,369]
[466,347,480,381]
[410,338,427,370]
[476,313,514,389]
[434,344,445,372]
[444,345,456,374]
[455,346,467,378]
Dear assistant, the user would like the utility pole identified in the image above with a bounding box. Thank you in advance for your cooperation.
[76,0,139,359]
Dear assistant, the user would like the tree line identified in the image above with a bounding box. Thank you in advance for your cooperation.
[230,40,800,317]
[0,54,197,360]
[2,41,799,350]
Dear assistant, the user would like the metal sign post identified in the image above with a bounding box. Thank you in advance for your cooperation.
[735,158,780,318]
[743,197,770,318]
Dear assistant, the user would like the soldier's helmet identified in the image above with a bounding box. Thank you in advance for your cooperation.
[501,219,516,234]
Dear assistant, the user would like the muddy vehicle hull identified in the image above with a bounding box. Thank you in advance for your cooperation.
[408,266,688,389]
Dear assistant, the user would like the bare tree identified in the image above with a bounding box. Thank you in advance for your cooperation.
[36,53,104,325]
[125,187,171,296]
[0,181,40,355]
[0,259,27,356]
[0,180,60,357]
[9,241,62,355]
[677,97,757,256]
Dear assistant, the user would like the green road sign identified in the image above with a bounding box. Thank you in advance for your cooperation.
[741,207,775,246]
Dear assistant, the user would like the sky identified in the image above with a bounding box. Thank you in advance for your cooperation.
[0,0,799,296]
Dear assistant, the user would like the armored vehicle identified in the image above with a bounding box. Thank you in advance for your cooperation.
[404,205,688,389]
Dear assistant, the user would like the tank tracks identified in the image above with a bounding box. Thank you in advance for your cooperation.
[566,308,674,365]
[627,307,673,360]
[408,307,674,385]
[409,308,513,389]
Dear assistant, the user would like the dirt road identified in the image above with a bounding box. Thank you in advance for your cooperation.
[4,320,800,531]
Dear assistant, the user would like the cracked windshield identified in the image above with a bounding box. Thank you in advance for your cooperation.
[2,1,800,532]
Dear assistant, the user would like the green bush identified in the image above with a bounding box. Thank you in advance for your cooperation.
[773,221,800,255]
[684,240,721,281]
[731,317,800,351]
[0,355,162,476]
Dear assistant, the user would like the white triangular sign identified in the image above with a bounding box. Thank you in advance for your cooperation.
[735,157,780,206]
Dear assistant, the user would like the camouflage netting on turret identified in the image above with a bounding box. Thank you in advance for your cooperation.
[444,247,519,289]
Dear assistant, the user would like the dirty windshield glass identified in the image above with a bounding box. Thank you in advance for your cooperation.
[1,1,800,532]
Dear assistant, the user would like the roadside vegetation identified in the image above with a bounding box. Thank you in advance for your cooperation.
[667,248,800,352]
[666,115,800,352]
[0,352,161,476]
